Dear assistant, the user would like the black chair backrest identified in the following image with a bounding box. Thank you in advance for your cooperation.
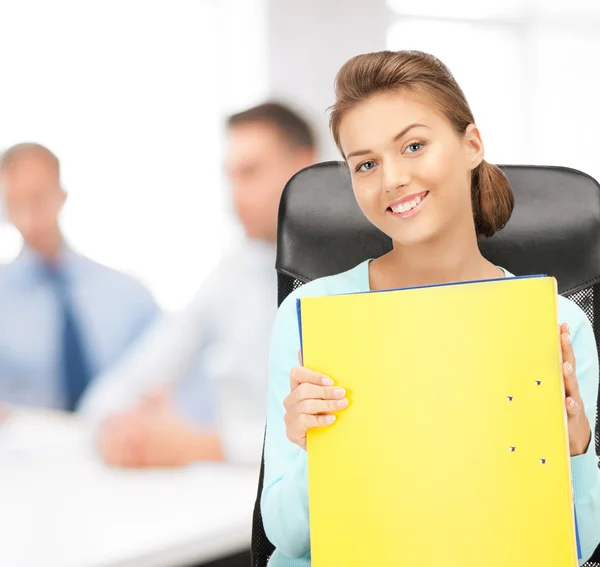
[251,162,600,567]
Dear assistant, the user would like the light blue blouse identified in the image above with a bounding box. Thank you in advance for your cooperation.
[261,260,600,566]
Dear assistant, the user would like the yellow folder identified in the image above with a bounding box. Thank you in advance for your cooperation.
[299,275,578,566]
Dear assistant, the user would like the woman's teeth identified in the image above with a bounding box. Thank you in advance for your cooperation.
[391,194,423,214]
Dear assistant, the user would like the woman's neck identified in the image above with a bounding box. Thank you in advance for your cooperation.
[369,229,501,291]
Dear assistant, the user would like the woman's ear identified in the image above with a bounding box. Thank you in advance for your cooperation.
[464,124,484,170]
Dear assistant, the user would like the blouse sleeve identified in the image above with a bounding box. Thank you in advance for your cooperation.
[562,299,600,564]
[261,292,311,559]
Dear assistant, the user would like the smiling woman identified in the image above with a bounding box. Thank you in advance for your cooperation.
[260,50,600,566]
[330,54,513,247]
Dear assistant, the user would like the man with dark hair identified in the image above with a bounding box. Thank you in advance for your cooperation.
[226,102,316,243]
[227,102,315,149]
[0,143,158,411]
[82,102,317,467]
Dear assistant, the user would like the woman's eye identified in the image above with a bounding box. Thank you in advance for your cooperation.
[404,142,423,154]
[357,161,376,172]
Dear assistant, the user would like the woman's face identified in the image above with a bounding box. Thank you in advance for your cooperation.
[339,90,483,247]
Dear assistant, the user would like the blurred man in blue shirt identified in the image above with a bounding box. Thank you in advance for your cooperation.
[0,143,158,410]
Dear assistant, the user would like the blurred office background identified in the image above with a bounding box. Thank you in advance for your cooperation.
[1,0,597,310]
[0,1,598,567]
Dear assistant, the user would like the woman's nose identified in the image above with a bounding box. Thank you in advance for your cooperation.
[382,159,411,193]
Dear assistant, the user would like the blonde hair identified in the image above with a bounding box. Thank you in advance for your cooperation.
[329,50,513,238]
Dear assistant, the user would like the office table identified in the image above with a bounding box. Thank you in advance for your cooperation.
[0,409,258,567]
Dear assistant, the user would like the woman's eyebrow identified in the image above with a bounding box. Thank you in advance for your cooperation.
[346,123,431,160]
[392,122,430,143]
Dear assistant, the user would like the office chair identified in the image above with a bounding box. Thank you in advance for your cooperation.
[251,162,600,567]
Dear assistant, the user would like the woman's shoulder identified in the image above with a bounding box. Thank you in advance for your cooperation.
[277,260,369,316]
[556,294,593,336]
[269,260,369,347]
[502,268,592,335]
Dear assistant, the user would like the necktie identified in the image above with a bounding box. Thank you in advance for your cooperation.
[45,265,91,411]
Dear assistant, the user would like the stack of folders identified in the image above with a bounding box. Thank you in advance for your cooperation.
[298,275,581,567]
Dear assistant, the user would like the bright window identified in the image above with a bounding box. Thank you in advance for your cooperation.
[0,0,267,311]
[387,0,523,20]
[387,19,524,165]
[386,3,600,183]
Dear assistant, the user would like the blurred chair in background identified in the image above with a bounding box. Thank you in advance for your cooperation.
[81,102,317,467]
[0,143,159,412]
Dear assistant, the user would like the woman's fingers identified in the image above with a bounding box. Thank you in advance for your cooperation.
[284,388,347,427]
[286,413,337,446]
[563,359,580,399]
[298,412,337,429]
[298,397,349,415]
[560,323,580,399]
[289,364,334,390]
[560,322,576,372]
[559,323,591,456]
[284,382,345,409]
[566,396,582,417]
[285,361,347,449]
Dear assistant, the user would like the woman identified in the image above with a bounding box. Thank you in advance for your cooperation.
[261,50,600,565]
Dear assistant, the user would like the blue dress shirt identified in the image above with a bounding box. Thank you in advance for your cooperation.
[0,246,159,410]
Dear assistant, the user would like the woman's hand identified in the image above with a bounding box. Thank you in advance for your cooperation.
[284,351,348,450]
[561,322,591,456]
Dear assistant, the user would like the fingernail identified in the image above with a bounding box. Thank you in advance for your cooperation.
[321,377,334,386]
[565,333,571,344]
[336,398,349,409]
[565,362,573,376]
[324,414,336,424]
[333,388,346,398]
[569,398,576,408]
[565,323,570,335]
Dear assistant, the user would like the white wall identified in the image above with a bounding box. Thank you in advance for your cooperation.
[0,0,268,311]
[266,0,391,160]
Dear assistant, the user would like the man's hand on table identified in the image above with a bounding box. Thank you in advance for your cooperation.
[98,387,224,468]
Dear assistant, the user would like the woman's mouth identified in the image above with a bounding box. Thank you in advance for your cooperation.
[387,191,429,218]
